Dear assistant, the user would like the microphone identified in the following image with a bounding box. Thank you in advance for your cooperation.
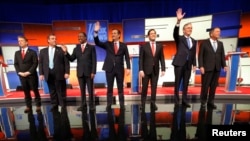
[133,48,136,54]
[230,44,234,52]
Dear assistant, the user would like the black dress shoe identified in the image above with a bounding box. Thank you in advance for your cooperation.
[207,103,217,109]
[182,102,191,108]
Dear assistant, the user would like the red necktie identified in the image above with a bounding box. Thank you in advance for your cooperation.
[114,42,118,54]
[22,49,25,59]
[81,44,85,52]
[151,42,155,56]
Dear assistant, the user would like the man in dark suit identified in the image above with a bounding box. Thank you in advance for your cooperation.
[39,34,70,111]
[172,8,197,107]
[139,29,165,111]
[94,21,131,110]
[14,35,41,113]
[61,32,97,111]
[198,27,227,109]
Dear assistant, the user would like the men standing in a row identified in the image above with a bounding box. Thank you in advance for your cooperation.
[94,21,131,110]
[198,27,227,109]
[139,29,165,111]
[172,8,197,107]
[61,32,97,111]
[14,35,41,113]
[39,34,70,111]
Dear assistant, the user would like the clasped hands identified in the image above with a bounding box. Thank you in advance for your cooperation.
[18,72,31,77]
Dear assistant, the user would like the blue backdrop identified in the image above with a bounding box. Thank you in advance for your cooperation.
[0,0,249,24]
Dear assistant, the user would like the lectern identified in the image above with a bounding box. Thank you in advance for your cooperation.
[130,55,140,138]
[42,81,50,94]
[225,51,247,92]
[0,61,8,97]
[131,55,139,94]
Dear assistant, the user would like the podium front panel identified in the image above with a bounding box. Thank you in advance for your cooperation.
[228,54,240,91]
[131,56,139,93]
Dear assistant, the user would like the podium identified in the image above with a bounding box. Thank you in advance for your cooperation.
[131,55,139,94]
[225,51,247,92]
[0,61,8,97]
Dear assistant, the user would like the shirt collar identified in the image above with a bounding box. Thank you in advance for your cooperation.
[210,38,217,43]
[21,47,28,52]
[81,42,87,47]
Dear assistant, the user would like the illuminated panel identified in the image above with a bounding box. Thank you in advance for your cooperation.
[212,10,241,38]
[162,41,176,59]
[68,69,78,87]
[239,12,250,38]
[123,19,145,43]
[52,20,86,44]
[219,37,238,54]
[23,24,52,46]
[1,46,20,90]
[108,23,123,42]
[181,15,212,40]
[0,22,23,45]
[145,17,176,41]
[1,46,19,72]
[86,20,108,44]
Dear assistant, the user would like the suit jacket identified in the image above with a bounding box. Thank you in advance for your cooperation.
[198,39,226,71]
[14,48,38,75]
[66,43,96,77]
[139,42,165,75]
[172,26,197,69]
[39,46,70,81]
[94,36,131,72]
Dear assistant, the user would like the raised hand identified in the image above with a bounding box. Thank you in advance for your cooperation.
[61,44,67,53]
[94,21,100,32]
[176,8,185,21]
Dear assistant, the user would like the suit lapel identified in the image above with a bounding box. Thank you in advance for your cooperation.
[19,50,23,61]
[54,47,59,62]
[117,42,121,54]
[155,42,159,56]
[45,48,49,63]
[182,36,189,49]
[111,42,116,54]
[78,44,83,53]
[191,39,195,49]
[84,44,89,52]
[209,40,216,53]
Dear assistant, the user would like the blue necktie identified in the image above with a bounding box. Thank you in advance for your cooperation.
[49,47,54,69]
[213,41,217,52]
[186,38,191,49]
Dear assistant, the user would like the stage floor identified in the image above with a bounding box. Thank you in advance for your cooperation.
[0,85,250,140]
[1,86,250,105]
[0,99,250,140]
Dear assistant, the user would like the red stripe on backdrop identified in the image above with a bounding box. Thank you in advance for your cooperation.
[52,21,86,44]
[23,24,52,46]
